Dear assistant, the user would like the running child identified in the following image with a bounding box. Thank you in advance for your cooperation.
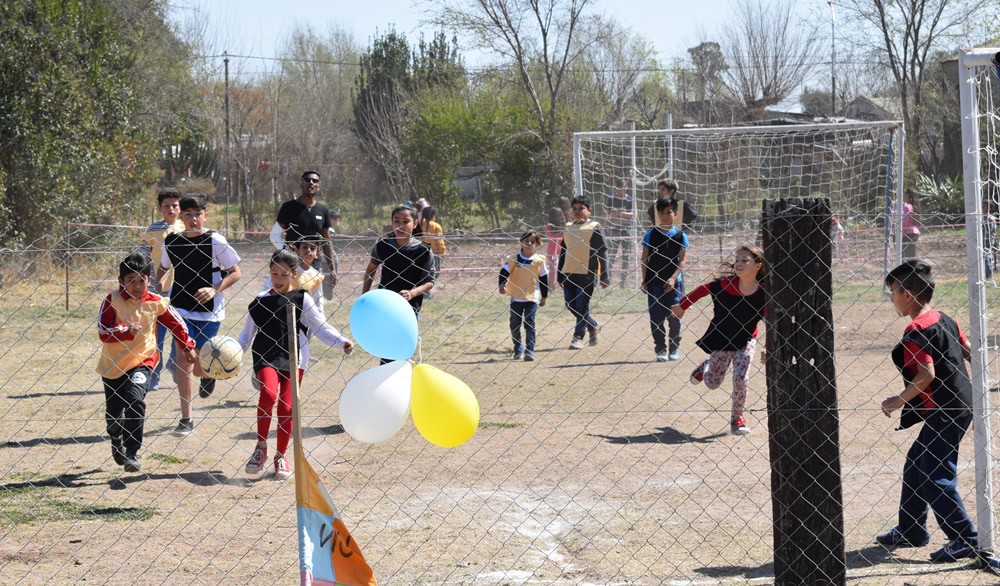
[238,249,354,480]
[139,187,184,390]
[419,206,447,286]
[157,193,242,436]
[641,196,688,362]
[875,260,979,562]
[97,252,197,472]
[362,203,435,317]
[557,196,610,349]
[499,231,549,361]
[672,244,766,435]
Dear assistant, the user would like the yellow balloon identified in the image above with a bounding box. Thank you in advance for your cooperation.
[411,363,480,447]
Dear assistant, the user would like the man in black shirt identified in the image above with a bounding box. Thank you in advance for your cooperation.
[269,170,337,290]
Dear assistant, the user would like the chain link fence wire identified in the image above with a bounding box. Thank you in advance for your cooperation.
[3,114,1000,582]
[1,210,996,584]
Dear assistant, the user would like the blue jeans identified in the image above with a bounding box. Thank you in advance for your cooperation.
[182,318,221,352]
[563,280,597,339]
[646,278,684,354]
[897,411,977,545]
[509,301,538,353]
[151,323,178,389]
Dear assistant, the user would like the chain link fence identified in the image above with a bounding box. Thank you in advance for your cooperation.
[1,202,998,584]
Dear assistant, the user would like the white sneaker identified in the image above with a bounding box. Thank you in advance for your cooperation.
[569,338,584,350]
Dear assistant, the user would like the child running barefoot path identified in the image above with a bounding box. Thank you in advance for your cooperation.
[875,260,979,563]
[239,249,353,480]
[499,231,549,361]
[673,245,766,435]
[98,252,198,472]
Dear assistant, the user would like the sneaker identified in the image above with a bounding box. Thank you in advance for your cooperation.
[199,377,216,398]
[523,353,534,362]
[274,454,293,480]
[690,363,705,385]
[110,435,126,466]
[875,526,930,548]
[245,445,268,474]
[512,350,524,360]
[569,338,584,350]
[655,352,669,362]
[668,352,681,361]
[730,417,750,435]
[588,328,599,346]
[122,455,141,473]
[173,418,194,437]
[929,539,977,562]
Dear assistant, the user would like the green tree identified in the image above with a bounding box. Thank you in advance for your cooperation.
[0,0,166,244]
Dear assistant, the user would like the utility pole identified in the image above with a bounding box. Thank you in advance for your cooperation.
[828,1,837,117]
[224,51,231,235]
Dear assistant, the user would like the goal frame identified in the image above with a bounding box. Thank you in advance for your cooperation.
[959,46,1000,556]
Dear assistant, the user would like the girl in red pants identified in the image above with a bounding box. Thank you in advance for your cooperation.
[237,249,353,479]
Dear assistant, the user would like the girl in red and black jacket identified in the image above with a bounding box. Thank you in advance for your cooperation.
[672,244,766,435]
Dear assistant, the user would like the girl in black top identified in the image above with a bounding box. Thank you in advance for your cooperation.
[237,249,353,480]
[362,204,435,316]
[672,245,766,435]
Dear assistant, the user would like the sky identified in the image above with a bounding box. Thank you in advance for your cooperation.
[169,0,829,69]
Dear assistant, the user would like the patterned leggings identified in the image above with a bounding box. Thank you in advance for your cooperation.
[700,338,757,421]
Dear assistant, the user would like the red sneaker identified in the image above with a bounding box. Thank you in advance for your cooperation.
[731,417,750,435]
[245,445,267,474]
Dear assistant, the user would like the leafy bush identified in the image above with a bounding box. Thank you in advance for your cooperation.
[916,173,964,224]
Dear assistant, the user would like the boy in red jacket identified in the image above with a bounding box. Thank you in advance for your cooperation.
[97,252,197,472]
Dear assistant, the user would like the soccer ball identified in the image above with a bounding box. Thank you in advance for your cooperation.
[199,335,243,380]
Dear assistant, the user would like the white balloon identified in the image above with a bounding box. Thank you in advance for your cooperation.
[339,361,412,443]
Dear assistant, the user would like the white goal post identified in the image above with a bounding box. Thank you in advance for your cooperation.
[959,46,1000,556]
[572,122,907,287]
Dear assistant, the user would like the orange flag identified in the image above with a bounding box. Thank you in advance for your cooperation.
[295,444,377,586]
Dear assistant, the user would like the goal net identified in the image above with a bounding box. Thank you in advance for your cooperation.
[959,47,1000,555]
[573,122,905,287]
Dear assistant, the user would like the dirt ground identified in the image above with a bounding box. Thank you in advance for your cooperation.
[2,227,1000,584]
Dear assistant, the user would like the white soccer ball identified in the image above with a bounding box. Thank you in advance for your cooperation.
[199,335,243,380]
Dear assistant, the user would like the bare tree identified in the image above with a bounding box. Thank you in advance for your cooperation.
[428,0,601,198]
[582,17,654,127]
[841,0,996,172]
[720,0,819,119]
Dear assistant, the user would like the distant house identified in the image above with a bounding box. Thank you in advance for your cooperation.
[841,96,896,122]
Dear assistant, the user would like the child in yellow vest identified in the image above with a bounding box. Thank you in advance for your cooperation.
[97,252,197,472]
[420,206,447,287]
[499,231,549,361]
[139,188,184,390]
[557,196,610,348]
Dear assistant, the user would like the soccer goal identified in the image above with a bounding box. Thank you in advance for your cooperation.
[959,47,1000,556]
[573,122,906,287]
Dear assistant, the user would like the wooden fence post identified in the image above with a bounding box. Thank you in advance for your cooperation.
[762,197,845,585]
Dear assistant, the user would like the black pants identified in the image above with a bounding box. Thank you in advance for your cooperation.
[103,365,151,457]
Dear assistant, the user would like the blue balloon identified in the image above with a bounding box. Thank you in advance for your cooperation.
[350,290,418,360]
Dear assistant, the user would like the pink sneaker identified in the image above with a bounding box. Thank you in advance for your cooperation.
[245,445,267,474]
[274,453,293,480]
